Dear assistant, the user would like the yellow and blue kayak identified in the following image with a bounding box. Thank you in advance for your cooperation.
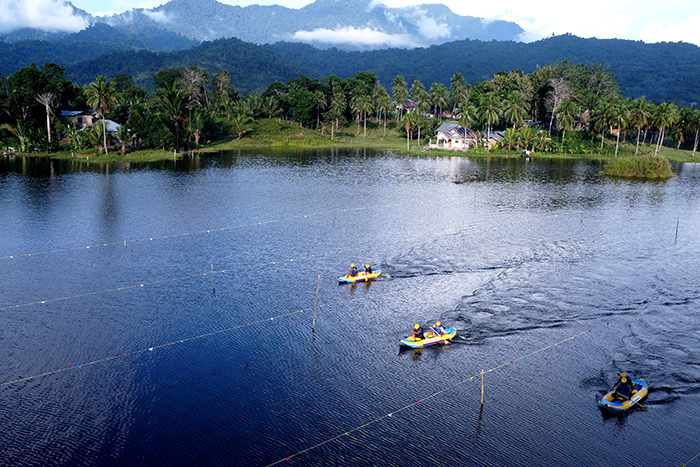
[598,379,648,412]
[338,270,381,283]
[400,328,456,348]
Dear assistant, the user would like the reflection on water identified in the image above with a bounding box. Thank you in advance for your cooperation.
[1,150,699,466]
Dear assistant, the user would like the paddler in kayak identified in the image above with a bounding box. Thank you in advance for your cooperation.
[348,263,358,277]
[410,324,425,340]
[612,372,634,400]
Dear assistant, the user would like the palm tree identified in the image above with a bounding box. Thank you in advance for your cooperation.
[0,121,28,152]
[156,82,185,152]
[329,89,346,138]
[556,99,578,150]
[500,127,518,151]
[35,92,55,143]
[590,100,614,153]
[450,73,470,115]
[502,91,528,129]
[518,125,537,153]
[429,82,449,120]
[86,76,118,155]
[628,97,652,155]
[653,102,680,156]
[313,89,327,129]
[454,101,477,129]
[115,124,136,155]
[401,111,417,150]
[230,113,253,140]
[690,109,700,157]
[608,99,628,157]
[392,76,408,120]
[477,93,502,144]
[375,91,393,138]
[262,96,281,119]
[358,95,373,138]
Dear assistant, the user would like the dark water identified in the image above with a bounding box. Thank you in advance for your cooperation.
[1,149,699,466]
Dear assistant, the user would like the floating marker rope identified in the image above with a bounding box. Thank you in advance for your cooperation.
[267,329,593,466]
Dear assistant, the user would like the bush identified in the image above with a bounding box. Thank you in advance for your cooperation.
[602,154,676,179]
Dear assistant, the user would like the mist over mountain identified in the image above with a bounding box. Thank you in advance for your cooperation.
[0,0,523,51]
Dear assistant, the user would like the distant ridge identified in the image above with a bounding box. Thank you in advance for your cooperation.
[1,0,523,50]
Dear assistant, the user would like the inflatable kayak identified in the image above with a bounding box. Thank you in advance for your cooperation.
[400,327,456,348]
[598,379,648,412]
[338,270,381,283]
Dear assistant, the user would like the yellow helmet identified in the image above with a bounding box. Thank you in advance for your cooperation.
[436,321,441,326]
[366,264,370,268]
[350,263,355,267]
[621,377,628,383]
[414,324,420,329]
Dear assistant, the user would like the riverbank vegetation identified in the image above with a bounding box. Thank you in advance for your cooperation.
[1,60,699,174]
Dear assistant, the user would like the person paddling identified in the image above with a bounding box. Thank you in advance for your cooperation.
[410,324,424,340]
[613,372,634,400]
[348,263,358,277]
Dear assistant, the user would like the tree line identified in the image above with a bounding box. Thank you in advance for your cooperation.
[1,60,699,157]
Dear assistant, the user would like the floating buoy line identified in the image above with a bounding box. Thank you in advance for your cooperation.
[266,329,593,466]
[0,193,578,262]
[0,289,404,388]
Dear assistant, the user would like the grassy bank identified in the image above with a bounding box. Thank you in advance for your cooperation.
[11,120,700,165]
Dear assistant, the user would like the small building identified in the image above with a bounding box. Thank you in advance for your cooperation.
[483,130,505,149]
[429,123,477,151]
[60,109,96,129]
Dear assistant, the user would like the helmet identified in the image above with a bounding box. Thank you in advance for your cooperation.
[621,378,628,383]
[436,321,441,326]
[366,265,370,268]
[414,324,420,329]
[620,373,627,378]
[350,264,355,267]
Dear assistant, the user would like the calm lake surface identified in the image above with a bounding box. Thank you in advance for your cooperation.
[1,149,700,466]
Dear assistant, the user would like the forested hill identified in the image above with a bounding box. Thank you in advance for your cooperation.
[6,33,700,105]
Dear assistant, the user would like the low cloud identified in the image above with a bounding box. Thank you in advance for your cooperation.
[410,9,450,39]
[638,13,700,46]
[290,27,416,48]
[0,0,89,34]
[143,9,169,23]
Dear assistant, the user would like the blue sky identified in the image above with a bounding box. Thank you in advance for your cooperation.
[3,0,700,46]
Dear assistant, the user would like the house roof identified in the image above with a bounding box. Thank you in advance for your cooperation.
[483,131,504,141]
[436,123,476,140]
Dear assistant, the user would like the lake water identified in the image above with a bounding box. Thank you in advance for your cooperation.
[1,149,700,466]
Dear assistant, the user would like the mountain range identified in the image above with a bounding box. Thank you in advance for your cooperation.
[0,0,523,50]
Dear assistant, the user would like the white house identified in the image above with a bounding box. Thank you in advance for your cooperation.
[429,123,477,151]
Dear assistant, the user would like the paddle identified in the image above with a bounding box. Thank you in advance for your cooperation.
[429,326,449,345]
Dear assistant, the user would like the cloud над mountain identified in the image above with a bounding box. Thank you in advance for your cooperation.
[0,0,88,35]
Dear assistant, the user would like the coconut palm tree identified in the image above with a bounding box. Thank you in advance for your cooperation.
[401,111,417,150]
[450,73,470,115]
[628,97,652,155]
[608,99,629,157]
[86,76,118,155]
[313,89,327,129]
[477,93,502,144]
[556,98,578,151]
[35,92,54,143]
[375,91,393,138]
[392,76,408,120]
[329,89,346,138]
[454,101,477,129]
[653,102,680,156]
[690,109,700,157]
[155,82,185,152]
[429,82,449,120]
[502,91,528,129]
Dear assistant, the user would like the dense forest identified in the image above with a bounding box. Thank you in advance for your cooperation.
[2,33,700,105]
[1,57,699,160]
